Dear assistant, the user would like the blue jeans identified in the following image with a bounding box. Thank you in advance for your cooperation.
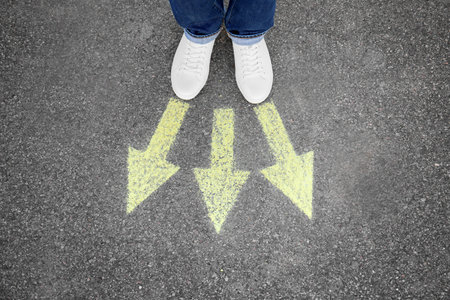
[169,0,276,45]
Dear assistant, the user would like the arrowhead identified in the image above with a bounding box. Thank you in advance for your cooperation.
[194,168,250,233]
[127,147,179,213]
[261,151,314,219]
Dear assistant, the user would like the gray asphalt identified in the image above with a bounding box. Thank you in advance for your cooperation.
[1,0,449,299]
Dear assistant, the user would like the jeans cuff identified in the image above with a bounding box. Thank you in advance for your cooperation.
[184,28,221,44]
[227,30,267,46]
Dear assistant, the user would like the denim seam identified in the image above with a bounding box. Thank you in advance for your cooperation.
[226,29,267,39]
[213,1,224,15]
[186,26,222,39]
[225,0,238,28]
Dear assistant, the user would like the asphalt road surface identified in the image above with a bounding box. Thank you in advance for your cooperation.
[2,0,449,299]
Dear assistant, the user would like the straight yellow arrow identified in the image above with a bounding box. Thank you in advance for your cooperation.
[194,109,250,233]
[127,98,189,214]
[254,102,314,219]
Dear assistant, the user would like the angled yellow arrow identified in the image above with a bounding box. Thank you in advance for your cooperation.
[254,102,314,219]
[127,98,189,214]
[194,109,250,233]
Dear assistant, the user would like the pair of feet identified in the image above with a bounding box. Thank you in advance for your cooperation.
[171,33,273,104]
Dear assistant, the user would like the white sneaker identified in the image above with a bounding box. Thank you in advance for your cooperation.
[233,38,273,104]
[171,34,215,100]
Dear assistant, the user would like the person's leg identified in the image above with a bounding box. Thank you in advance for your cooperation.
[169,0,224,100]
[225,0,276,104]
[169,0,224,42]
[225,0,276,44]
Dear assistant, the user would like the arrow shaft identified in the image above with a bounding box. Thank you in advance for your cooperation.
[146,98,189,160]
[211,109,234,169]
[194,108,250,233]
[254,102,296,161]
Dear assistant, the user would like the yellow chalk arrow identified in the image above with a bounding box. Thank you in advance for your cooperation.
[194,109,250,233]
[127,98,189,214]
[254,102,314,219]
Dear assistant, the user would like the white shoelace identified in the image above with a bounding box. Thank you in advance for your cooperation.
[180,42,207,77]
[241,44,265,79]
